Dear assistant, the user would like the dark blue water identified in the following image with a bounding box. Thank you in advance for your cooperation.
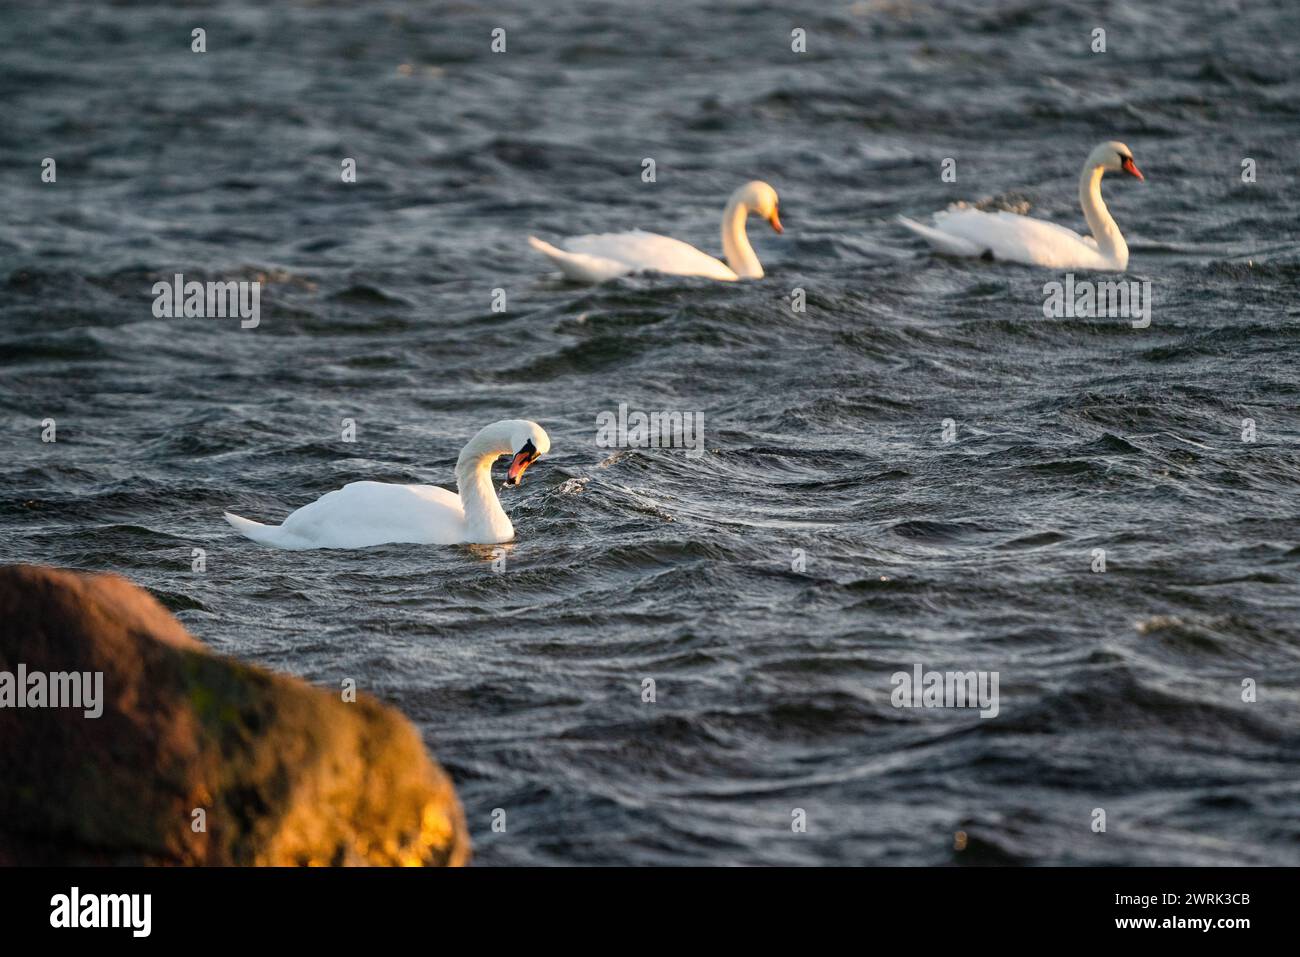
[2,0,1299,865]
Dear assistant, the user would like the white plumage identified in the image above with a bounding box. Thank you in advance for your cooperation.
[898,141,1144,271]
[223,420,550,550]
[530,181,783,284]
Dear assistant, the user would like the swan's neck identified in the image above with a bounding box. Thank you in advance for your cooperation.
[721,197,763,279]
[455,435,514,544]
[1079,165,1128,270]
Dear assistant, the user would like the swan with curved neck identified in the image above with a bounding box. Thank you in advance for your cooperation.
[528,181,783,283]
[897,141,1144,271]
[223,419,550,549]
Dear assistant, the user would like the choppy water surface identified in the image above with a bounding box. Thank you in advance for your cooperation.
[2,1,1299,865]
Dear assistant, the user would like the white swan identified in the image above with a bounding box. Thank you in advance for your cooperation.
[223,420,550,550]
[898,141,1144,271]
[528,180,783,283]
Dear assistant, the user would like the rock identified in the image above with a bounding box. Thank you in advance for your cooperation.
[0,564,469,866]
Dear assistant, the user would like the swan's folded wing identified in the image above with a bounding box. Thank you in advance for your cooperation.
[529,236,632,283]
[929,209,1101,268]
[279,481,466,548]
[559,230,738,281]
[897,215,986,257]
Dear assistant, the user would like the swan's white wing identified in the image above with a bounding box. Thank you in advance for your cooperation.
[553,229,737,281]
[276,481,466,548]
[897,215,986,257]
[528,237,633,284]
[926,208,1107,269]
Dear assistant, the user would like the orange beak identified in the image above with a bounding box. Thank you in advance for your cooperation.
[506,449,536,486]
[768,209,784,233]
[1121,156,1144,181]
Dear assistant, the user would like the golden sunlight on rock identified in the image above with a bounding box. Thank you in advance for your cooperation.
[0,564,470,866]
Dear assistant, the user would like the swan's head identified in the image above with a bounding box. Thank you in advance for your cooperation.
[1089,141,1144,181]
[734,180,783,233]
[503,420,551,487]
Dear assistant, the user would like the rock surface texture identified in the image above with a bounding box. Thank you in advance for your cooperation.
[0,564,469,866]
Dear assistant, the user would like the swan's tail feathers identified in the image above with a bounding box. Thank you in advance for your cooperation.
[528,236,629,284]
[224,511,295,548]
[896,215,985,258]
[528,236,565,258]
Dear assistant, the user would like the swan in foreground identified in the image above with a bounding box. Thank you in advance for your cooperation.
[223,420,550,549]
[898,141,1144,271]
[528,180,783,283]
